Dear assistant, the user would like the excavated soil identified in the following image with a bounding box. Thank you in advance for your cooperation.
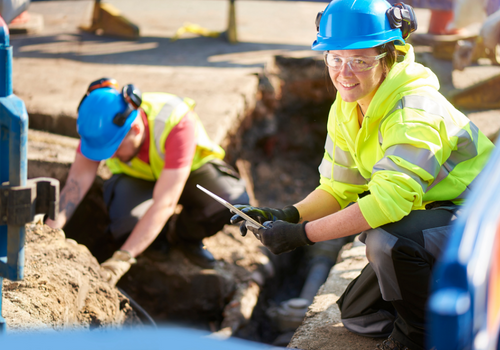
[3,222,139,332]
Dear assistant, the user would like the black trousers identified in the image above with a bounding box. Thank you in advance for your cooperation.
[103,159,250,244]
[337,206,459,350]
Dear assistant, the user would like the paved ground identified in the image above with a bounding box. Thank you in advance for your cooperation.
[12,0,330,143]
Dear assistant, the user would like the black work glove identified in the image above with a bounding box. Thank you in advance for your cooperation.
[247,220,314,255]
[230,205,300,237]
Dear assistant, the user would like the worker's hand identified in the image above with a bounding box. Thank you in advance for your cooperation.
[247,220,314,255]
[100,250,137,287]
[230,205,300,236]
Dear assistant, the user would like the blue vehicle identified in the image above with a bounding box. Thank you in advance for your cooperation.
[428,138,500,350]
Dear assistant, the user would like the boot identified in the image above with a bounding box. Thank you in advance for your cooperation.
[375,336,412,350]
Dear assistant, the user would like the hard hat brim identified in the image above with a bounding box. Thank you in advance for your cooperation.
[311,35,405,51]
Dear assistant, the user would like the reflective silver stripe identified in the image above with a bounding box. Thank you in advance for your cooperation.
[335,146,356,167]
[456,172,480,199]
[324,134,334,158]
[384,144,441,178]
[403,95,464,136]
[379,95,462,145]
[373,157,429,192]
[427,123,479,193]
[320,138,361,183]
[153,96,185,160]
[380,95,480,198]
[318,158,332,179]
[402,95,448,119]
[334,164,368,185]
[447,124,479,168]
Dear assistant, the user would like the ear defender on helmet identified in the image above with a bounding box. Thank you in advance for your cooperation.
[386,2,418,40]
[315,10,323,32]
[113,84,142,127]
[77,78,143,127]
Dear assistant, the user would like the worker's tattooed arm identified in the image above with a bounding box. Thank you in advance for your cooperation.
[57,178,82,223]
[45,152,99,229]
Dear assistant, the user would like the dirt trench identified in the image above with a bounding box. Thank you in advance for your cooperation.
[2,223,140,331]
[6,54,337,344]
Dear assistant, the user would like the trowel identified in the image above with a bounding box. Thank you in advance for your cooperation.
[196,184,265,239]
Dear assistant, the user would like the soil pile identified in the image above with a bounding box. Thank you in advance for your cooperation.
[2,221,139,332]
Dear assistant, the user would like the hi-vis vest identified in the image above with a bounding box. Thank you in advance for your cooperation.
[106,92,225,181]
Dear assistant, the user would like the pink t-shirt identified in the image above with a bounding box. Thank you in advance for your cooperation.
[77,109,196,169]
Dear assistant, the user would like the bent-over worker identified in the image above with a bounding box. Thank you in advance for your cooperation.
[46,78,249,286]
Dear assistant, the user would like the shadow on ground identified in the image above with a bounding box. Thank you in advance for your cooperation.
[11,31,311,68]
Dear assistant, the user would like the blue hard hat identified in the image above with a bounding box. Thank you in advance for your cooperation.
[312,0,406,51]
[77,87,138,161]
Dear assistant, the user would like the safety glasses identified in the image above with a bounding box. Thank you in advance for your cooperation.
[324,52,387,73]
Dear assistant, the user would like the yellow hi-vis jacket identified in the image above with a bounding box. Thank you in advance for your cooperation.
[106,93,225,181]
[317,44,495,228]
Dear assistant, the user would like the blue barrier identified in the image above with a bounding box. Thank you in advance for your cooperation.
[428,138,500,350]
[0,15,59,333]
[0,14,29,333]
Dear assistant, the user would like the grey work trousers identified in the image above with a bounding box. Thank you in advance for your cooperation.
[337,205,459,350]
[103,159,250,244]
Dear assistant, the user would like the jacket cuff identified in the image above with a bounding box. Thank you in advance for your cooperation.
[357,195,391,228]
[283,205,300,224]
[301,221,315,245]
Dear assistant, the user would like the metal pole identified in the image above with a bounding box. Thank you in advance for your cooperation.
[0,14,29,332]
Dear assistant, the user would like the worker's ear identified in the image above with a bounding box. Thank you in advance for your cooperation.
[130,120,141,135]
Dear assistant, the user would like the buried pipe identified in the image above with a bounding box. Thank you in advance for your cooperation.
[299,258,334,304]
[210,259,273,339]
[300,236,352,304]
[267,236,353,333]
[210,280,261,339]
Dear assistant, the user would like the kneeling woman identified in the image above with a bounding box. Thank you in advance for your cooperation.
[232,1,495,349]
